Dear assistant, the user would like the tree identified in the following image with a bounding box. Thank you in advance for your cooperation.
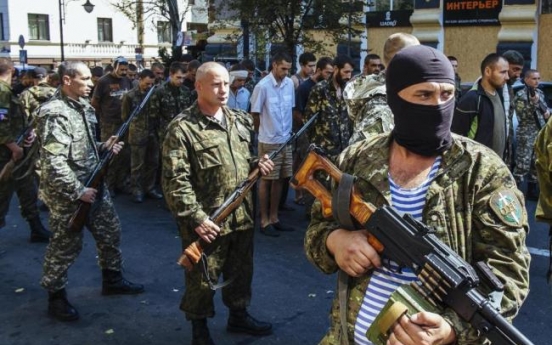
[109,0,193,65]
[218,0,365,70]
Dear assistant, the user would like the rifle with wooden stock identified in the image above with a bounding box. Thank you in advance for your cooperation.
[290,146,533,345]
[67,85,156,232]
[177,113,318,272]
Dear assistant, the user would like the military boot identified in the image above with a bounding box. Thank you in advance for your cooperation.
[101,269,145,295]
[28,216,51,243]
[48,289,79,321]
[227,309,272,336]
[191,319,215,345]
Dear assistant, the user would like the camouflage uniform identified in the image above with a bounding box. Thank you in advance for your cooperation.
[35,92,123,292]
[244,78,258,95]
[535,115,552,280]
[0,79,40,228]
[512,87,548,184]
[162,103,256,320]
[19,82,57,119]
[304,79,352,162]
[121,86,158,196]
[150,81,192,142]
[344,73,394,145]
[19,82,57,182]
[305,134,530,345]
[91,74,132,194]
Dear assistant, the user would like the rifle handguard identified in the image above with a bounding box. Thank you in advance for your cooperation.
[179,241,203,271]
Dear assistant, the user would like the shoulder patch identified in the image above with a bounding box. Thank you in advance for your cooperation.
[489,189,523,227]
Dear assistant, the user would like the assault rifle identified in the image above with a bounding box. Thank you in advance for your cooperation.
[0,117,37,182]
[68,85,156,232]
[291,146,533,345]
[177,113,319,275]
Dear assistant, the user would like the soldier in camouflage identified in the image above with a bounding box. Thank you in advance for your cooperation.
[345,32,419,145]
[150,61,192,142]
[36,61,144,322]
[0,57,50,243]
[121,69,163,203]
[19,67,56,120]
[513,69,549,200]
[162,62,274,345]
[304,46,530,345]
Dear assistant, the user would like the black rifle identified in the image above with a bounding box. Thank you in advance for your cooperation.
[177,113,319,279]
[68,85,156,232]
[292,147,533,345]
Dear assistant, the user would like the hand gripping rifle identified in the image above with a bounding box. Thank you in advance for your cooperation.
[177,113,319,280]
[67,85,156,232]
[290,146,533,345]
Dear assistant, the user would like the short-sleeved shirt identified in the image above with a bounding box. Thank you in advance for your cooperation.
[250,73,294,144]
[92,73,132,124]
[228,87,251,112]
[294,78,317,114]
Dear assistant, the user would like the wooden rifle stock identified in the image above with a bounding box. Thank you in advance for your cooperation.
[290,146,383,252]
[67,85,156,232]
[177,113,320,270]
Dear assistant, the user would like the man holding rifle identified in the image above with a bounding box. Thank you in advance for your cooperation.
[36,61,144,322]
[0,57,50,242]
[304,46,530,344]
[162,62,274,345]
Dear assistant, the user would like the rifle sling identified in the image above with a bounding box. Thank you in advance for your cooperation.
[332,173,356,345]
[332,173,356,231]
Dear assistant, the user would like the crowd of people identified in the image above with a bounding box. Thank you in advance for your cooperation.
[1,30,550,345]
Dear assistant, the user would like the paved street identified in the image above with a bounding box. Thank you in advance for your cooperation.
[0,188,550,345]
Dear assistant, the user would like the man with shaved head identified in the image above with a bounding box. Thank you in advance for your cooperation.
[162,62,275,345]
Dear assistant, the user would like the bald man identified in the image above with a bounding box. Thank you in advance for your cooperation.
[162,62,274,345]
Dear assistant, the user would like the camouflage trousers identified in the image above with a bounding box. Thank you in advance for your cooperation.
[180,228,254,320]
[513,133,538,184]
[0,157,39,226]
[130,135,159,195]
[101,122,131,193]
[40,188,122,292]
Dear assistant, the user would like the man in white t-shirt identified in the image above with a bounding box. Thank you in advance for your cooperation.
[250,52,296,237]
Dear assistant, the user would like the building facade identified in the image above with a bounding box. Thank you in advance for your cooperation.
[0,0,208,69]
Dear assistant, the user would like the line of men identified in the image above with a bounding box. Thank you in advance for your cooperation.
[0,34,538,345]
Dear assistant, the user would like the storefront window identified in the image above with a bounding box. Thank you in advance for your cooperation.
[543,0,552,14]
[374,0,413,11]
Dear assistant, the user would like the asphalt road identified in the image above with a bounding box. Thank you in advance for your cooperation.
[0,188,550,345]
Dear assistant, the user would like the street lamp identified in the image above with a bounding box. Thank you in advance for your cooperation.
[58,0,95,62]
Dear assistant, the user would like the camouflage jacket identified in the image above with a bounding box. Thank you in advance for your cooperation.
[19,82,57,120]
[535,118,552,223]
[0,80,27,161]
[344,73,394,145]
[150,81,192,140]
[35,92,102,209]
[121,86,155,145]
[513,87,548,137]
[244,78,258,94]
[304,80,352,161]
[162,104,256,244]
[305,134,530,345]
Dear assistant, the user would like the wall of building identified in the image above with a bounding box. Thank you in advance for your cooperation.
[366,27,413,66]
[538,13,552,80]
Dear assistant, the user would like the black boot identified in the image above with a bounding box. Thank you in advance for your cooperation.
[48,289,79,321]
[101,269,145,295]
[191,319,215,345]
[227,309,272,336]
[28,217,51,243]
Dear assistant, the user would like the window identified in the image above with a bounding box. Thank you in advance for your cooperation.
[374,0,413,11]
[0,14,4,41]
[28,14,50,40]
[157,21,172,43]
[97,18,113,42]
[543,0,552,14]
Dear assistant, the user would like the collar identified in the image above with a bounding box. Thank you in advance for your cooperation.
[268,72,289,88]
[193,104,235,131]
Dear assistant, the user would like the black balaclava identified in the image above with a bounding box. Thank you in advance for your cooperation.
[386,45,456,156]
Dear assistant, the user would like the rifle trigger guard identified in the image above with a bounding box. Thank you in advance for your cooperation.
[332,173,356,230]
